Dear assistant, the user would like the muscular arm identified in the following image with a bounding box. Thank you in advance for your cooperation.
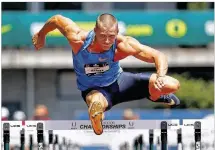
[117,36,168,77]
[38,14,81,42]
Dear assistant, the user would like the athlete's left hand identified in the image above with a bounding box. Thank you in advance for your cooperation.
[154,76,166,91]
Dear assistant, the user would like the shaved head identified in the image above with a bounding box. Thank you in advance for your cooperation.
[94,13,119,51]
[96,13,118,29]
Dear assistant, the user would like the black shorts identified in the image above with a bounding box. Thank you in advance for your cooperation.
[81,72,152,111]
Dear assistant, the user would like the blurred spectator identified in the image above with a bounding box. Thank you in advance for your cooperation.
[13,110,26,121]
[123,108,139,120]
[2,107,9,120]
[32,104,50,120]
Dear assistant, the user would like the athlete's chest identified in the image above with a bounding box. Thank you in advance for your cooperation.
[80,50,114,64]
[77,52,112,76]
[79,48,128,63]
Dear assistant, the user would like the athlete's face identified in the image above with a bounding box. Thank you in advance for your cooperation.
[94,24,118,50]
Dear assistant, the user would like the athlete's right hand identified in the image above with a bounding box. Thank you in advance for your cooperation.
[32,32,45,50]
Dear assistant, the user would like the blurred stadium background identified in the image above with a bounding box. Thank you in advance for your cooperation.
[1,2,214,150]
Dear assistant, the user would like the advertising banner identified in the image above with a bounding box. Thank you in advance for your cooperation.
[2,11,214,47]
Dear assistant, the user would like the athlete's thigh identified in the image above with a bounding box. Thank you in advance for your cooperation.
[81,88,110,111]
[115,72,152,103]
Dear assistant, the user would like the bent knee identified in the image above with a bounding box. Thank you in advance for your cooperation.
[86,90,108,109]
[165,77,180,94]
[169,77,180,92]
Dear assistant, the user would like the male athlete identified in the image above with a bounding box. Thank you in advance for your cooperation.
[32,13,180,135]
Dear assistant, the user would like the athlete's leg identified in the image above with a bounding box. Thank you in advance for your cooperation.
[82,90,109,135]
[113,72,153,104]
[85,90,108,110]
[113,72,180,107]
[148,73,180,106]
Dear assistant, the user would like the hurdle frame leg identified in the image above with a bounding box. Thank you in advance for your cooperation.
[149,129,154,150]
[37,122,44,150]
[194,121,201,150]
[48,130,53,150]
[161,121,168,150]
[177,128,183,150]
[3,123,10,150]
[20,128,25,150]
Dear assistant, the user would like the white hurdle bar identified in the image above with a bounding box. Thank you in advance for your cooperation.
[44,120,180,130]
[2,119,214,150]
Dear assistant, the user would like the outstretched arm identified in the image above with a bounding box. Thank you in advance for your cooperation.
[32,14,81,50]
[117,36,168,77]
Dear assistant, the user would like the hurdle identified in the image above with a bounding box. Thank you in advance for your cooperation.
[133,134,144,150]
[161,121,168,150]
[3,123,10,150]
[37,122,44,150]
[20,128,25,150]
[132,121,175,149]
[29,134,33,150]
[149,129,154,150]
[177,128,183,150]
[156,136,161,150]
[44,120,179,150]
[48,130,53,150]
[133,135,144,150]
[132,121,168,150]
[119,142,129,150]
[2,120,209,150]
[138,135,144,149]
[194,121,201,150]
[54,134,59,150]
[132,120,204,149]
[133,137,137,150]
[62,137,67,150]
[67,140,72,149]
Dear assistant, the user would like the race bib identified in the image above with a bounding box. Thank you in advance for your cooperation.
[84,63,110,76]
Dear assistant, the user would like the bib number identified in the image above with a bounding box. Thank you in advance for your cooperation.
[84,63,110,76]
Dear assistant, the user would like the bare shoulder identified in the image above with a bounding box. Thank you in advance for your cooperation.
[55,14,88,41]
[69,30,89,54]
[116,35,141,55]
[55,15,90,53]
[114,35,140,61]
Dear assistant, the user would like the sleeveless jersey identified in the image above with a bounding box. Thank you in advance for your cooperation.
[72,30,123,91]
